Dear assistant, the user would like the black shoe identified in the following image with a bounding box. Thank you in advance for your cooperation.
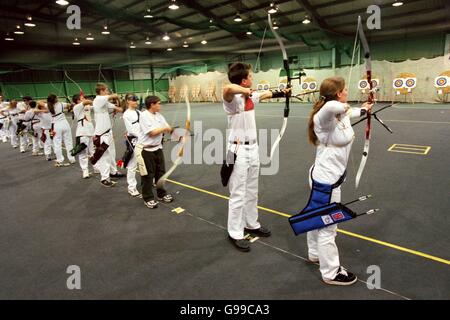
[323,267,357,286]
[157,194,174,203]
[228,235,250,252]
[110,172,125,178]
[244,226,271,237]
[101,179,117,187]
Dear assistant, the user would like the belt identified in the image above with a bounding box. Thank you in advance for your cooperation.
[231,140,257,145]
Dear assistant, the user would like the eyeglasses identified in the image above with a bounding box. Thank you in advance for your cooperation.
[127,95,139,101]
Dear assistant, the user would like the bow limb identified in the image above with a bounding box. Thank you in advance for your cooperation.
[156,96,191,189]
[268,14,291,161]
[64,71,84,99]
[355,16,373,189]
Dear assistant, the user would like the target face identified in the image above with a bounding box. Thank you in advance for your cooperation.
[359,80,369,90]
[371,79,379,88]
[263,84,269,90]
[257,84,263,91]
[278,83,286,91]
[393,78,404,89]
[435,76,448,87]
[405,78,417,88]
[302,82,309,90]
[309,82,317,90]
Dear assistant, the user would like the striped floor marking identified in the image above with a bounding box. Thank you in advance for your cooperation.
[166,178,450,267]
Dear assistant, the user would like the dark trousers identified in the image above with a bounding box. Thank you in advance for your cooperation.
[141,148,167,201]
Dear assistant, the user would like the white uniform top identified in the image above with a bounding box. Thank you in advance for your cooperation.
[17,102,28,121]
[23,109,41,130]
[93,95,116,135]
[312,100,361,184]
[35,110,52,130]
[5,106,20,123]
[0,103,9,122]
[50,102,69,124]
[223,91,260,143]
[138,110,169,151]
[73,102,94,137]
[123,109,141,137]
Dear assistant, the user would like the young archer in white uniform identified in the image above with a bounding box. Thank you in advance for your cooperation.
[222,62,290,252]
[122,93,142,197]
[72,94,94,179]
[306,76,372,285]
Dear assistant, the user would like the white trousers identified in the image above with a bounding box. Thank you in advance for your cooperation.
[41,129,53,156]
[109,132,117,172]
[127,153,137,190]
[19,133,29,152]
[31,131,42,153]
[227,144,261,240]
[94,132,117,181]
[53,121,75,163]
[306,177,341,281]
[9,121,18,147]
[0,122,8,141]
[78,136,94,172]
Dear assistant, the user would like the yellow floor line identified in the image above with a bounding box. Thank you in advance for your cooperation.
[167,178,450,266]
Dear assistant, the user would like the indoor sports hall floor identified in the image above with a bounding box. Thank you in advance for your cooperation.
[0,101,449,299]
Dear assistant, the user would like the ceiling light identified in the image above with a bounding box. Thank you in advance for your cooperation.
[167,47,173,51]
[168,0,179,10]
[5,33,14,41]
[162,34,170,41]
[73,38,80,45]
[144,8,153,18]
[182,41,189,48]
[55,0,69,5]
[14,25,24,35]
[234,13,243,22]
[24,16,36,27]
[130,42,136,49]
[86,33,94,40]
[201,39,207,44]
[145,37,152,45]
[246,30,252,35]
[302,16,311,24]
[392,1,403,6]
[101,26,110,35]
[268,3,278,14]
[272,22,279,30]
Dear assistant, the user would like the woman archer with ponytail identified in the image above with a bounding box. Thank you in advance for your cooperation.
[303,76,372,286]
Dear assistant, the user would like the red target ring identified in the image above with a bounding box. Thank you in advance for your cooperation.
[436,77,447,87]
[405,78,416,88]
[394,79,404,88]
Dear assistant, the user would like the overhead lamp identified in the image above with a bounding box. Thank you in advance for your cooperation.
[130,42,136,49]
[168,0,179,10]
[55,0,69,5]
[14,25,24,35]
[162,34,170,41]
[144,8,153,18]
[145,37,152,45]
[4,33,14,41]
[272,21,279,30]
[86,33,94,40]
[182,41,189,48]
[246,30,253,35]
[201,39,207,44]
[268,3,278,14]
[101,26,110,35]
[234,13,243,22]
[167,47,173,51]
[24,16,36,27]
[73,38,80,45]
[302,16,311,24]
[392,1,403,6]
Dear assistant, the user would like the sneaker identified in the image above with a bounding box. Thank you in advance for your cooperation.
[157,194,174,203]
[82,170,90,179]
[69,159,76,164]
[110,172,125,178]
[308,256,319,264]
[54,161,70,167]
[12,145,18,149]
[144,200,159,209]
[46,156,53,161]
[323,267,357,286]
[128,189,141,197]
[101,179,116,187]
[20,149,26,153]
[228,235,250,252]
[32,151,39,156]
[244,226,271,237]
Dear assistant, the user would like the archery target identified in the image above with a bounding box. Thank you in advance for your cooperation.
[371,79,379,88]
[263,83,270,90]
[301,82,309,90]
[257,84,264,91]
[393,78,404,89]
[358,80,369,90]
[405,78,417,89]
[309,82,317,91]
[435,76,449,88]
[278,82,286,91]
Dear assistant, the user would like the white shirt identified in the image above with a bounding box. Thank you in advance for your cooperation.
[223,91,260,143]
[312,100,361,184]
[35,110,52,130]
[138,110,169,151]
[51,102,69,123]
[23,109,41,130]
[93,95,116,135]
[17,102,28,120]
[123,109,141,137]
[73,103,94,137]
